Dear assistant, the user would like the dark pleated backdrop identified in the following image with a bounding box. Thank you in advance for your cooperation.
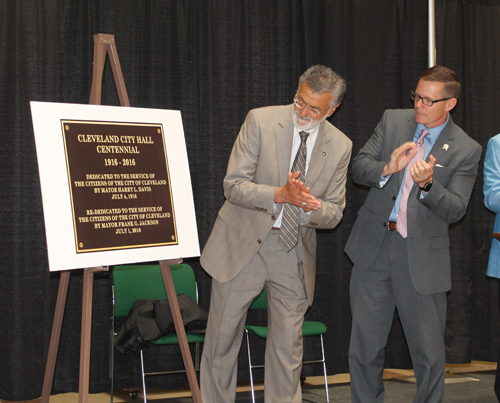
[1,0,500,400]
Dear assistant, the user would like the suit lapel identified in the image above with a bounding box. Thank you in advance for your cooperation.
[427,115,455,164]
[305,123,329,187]
[276,106,294,186]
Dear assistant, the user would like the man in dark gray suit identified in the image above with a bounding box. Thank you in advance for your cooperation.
[345,65,482,403]
[200,65,352,403]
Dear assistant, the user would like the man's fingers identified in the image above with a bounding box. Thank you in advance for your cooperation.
[405,148,418,160]
[428,154,437,169]
[304,193,317,200]
[399,141,417,151]
[302,199,322,210]
[394,143,418,164]
[399,142,417,156]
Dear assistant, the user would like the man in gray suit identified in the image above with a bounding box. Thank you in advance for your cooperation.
[200,65,352,403]
[345,65,482,403]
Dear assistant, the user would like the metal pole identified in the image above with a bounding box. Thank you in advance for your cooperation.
[428,0,436,67]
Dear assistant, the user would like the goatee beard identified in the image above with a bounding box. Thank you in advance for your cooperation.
[292,109,327,131]
[292,110,315,130]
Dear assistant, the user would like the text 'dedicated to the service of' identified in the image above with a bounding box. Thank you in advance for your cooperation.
[62,120,177,253]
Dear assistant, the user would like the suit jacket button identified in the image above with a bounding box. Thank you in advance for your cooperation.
[272,215,276,220]
[383,222,387,227]
[392,196,396,201]
[257,239,262,244]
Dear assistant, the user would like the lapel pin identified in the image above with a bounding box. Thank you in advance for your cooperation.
[442,144,449,151]
[322,152,326,156]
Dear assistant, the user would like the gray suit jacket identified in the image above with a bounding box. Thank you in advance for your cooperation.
[201,104,352,304]
[345,109,482,294]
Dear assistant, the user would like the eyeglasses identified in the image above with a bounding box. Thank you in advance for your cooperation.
[411,91,450,107]
[293,97,325,116]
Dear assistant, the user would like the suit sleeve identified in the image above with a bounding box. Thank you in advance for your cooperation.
[223,109,277,214]
[417,141,482,224]
[484,135,500,213]
[303,138,352,229]
[351,110,394,188]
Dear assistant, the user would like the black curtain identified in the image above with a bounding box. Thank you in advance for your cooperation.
[1,0,500,400]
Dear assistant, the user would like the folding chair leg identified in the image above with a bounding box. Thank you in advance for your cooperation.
[110,289,115,403]
[140,350,147,403]
[320,335,329,402]
[195,342,201,382]
[195,342,201,371]
[245,330,256,403]
[109,325,114,403]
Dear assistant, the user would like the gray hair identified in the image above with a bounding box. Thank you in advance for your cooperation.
[296,65,346,109]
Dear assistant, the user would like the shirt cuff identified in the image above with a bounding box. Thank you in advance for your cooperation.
[380,175,391,187]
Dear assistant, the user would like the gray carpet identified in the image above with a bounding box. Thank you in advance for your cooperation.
[155,371,498,402]
[311,371,498,402]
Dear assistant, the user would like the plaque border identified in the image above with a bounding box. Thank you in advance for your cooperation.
[30,101,200,271]
[61,119,179,253]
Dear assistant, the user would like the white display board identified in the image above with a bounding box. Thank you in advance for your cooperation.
[30,101,200,271]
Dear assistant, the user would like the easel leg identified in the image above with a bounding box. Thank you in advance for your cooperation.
[42,31,128,403]
[89,34,130,107]
[41,271,71,403]
[79,268,95,403]
[160,260,203,403]
[89,35,107,105]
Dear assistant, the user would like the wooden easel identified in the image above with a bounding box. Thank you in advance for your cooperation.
[41,33,202,403]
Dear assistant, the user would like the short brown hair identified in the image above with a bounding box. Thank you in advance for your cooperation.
[419,65,461,99]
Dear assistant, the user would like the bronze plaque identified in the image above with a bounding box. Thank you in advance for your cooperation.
[61,120,177,253]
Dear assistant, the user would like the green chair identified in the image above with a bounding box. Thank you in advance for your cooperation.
[244,288,329,402]
[110,263,205,403]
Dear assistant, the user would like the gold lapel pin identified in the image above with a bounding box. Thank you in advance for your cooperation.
[442,144,449,151]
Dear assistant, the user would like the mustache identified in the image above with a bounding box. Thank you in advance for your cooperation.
[294,110,312,122]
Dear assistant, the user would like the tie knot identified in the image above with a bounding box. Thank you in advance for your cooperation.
[299,131,309,143]
[420,129,429,139]
[417,129,429,146]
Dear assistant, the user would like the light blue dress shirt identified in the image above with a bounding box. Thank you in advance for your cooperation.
[387,114,450,222]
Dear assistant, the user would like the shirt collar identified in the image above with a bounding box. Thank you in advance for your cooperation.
[415,113,450,143]
[293,122,320,139]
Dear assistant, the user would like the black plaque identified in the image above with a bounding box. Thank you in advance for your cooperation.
[61,120,178,252]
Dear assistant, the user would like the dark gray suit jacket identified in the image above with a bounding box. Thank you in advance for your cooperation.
[201,104,352,304]
[345,109,482,294]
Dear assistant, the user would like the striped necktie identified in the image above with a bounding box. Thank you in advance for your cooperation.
[279,131,309,252]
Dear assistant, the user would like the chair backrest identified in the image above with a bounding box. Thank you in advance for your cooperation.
[113,263,197,318]
[249,287,267,311]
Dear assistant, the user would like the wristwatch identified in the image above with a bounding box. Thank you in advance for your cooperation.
[419,179,433,192]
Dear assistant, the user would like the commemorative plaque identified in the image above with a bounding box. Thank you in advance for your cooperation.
[62,121,177,252]
[31,102,199,272]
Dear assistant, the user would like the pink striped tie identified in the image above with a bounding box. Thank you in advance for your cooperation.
[396,129,429,238]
